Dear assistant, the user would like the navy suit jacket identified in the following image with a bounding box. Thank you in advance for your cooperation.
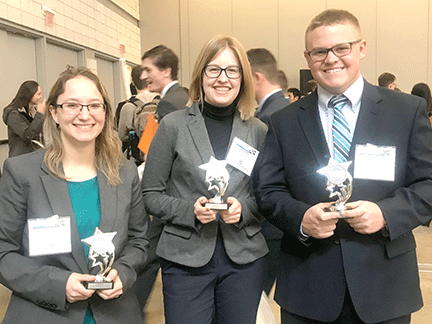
[255,80,432,322]
[256,90,290,126]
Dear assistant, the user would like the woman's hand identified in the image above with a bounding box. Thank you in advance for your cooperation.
[194,196,217,224]
[220,197,242,224]
[96,269,123,300]
[36,98,46,114]
[66,273,96,303]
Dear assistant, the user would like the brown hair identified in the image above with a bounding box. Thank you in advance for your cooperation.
[188,35,255,120]
[43,66,123,185]
[247,48,279,85]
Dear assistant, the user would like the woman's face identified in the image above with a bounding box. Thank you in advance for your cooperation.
[50,76,106,148]
[31,86,43,104]
[202,47,242,107]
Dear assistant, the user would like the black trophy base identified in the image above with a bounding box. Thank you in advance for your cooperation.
[84,280,114,290]
[205,202,229,211]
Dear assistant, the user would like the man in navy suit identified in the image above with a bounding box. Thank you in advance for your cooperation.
[247,48,290,126]
[141,45,188,120]
[247,48,289,296]
[255,9,432,324]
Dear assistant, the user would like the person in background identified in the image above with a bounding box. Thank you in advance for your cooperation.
[142,35,268,324]
[2,80,46,157]
[287,87,301,103]
[378,72,397,90]
[277,69,289,97]
[411,82,432,123]
[0,66,149,323]
[305,78,318,95]
[255,9,432,324]
[141,45,188,120]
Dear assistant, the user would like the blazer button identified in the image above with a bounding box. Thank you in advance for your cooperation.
[334,239,340,245]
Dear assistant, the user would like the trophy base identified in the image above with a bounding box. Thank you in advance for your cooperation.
[205,202,229,211]
[324,204,353,219]
[84,280,114,290]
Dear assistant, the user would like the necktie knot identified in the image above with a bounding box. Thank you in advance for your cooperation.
[329,95,348,110]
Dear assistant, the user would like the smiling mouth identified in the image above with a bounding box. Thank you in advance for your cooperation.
[74,124,95,129]
[214,86,231,93]
[324,67,344,73]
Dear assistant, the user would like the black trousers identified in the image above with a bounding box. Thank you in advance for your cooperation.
[160,236,266,324]
[281,288,411,324]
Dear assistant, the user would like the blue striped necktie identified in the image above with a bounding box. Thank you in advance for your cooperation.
[330,95,351,162]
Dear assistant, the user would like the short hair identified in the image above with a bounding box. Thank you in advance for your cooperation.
[142,45,179,80]
[305,79,318,94]
[306,9,361,42]
[188,35,255,120]
[378,72,396,87]
[412,82,432,116]
[287,87,301,99]
[246,48,279,84]
[131,65,145,90]
[4,80,39,114]
[44,66,123,185]
[277,70,288,92]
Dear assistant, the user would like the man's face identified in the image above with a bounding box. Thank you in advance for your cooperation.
[304,23,366,95]
[287,92,299,102]
[141,57,170,93]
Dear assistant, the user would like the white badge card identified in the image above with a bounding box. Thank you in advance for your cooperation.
[354,144,396,181]
[226,137,259,176]
[28,215,72,256]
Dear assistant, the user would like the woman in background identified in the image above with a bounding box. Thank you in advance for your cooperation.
[0,67,149,323]
[2,80,46,157]
[411,82,432,124]
[142,35,268,324]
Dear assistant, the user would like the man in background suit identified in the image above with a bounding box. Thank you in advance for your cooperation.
[247,48,290,126]
[141,45,188,120]
[255,9,432,324]
[247,48,290,296]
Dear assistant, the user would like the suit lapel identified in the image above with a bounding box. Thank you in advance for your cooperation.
[97,170,118,232]
[40,163,88,273]
[350,81,384,160]
[187,104,214,164]
[298,92,330,166]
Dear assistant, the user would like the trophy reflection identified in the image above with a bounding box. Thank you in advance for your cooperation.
[317,158,353,215]
[199,156,230,210]
[81,227,117,290]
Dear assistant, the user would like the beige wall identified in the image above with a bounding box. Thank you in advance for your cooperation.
[140,0,432,94]
[0,0,141,63]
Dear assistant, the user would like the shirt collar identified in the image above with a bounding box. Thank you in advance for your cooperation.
[161,80,178,98]
[318,76,364,112]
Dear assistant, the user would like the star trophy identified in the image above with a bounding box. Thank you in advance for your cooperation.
[317,158,353,216]
[81,227,117,290]
[199,156,230,210]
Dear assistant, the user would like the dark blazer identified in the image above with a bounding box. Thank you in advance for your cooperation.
[0,150,149,324]
[256,89,290,126]
[142,103,268,267]
[2,107,44,157]
[255,81,432,323]
[157,82,189,120]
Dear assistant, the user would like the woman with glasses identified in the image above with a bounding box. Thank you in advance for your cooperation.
[142,35,268,323]
[0,66,149,323]
[2,80,46,157]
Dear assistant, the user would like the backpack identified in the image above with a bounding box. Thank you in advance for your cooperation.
[122,95,160,163]
[114,96,141,130]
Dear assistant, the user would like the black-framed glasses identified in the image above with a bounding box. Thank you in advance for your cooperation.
[204,65,242,79]
[306,40,362,62]
[56,102,106,115]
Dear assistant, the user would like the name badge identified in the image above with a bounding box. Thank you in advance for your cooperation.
[226,137,259,176]
[354,144,396,181]
[28,215,72,256]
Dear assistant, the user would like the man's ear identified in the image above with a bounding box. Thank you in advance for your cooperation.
[162,67,172,79]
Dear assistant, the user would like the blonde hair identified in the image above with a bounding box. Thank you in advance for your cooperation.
[188,35,255,120]
[43,66,123,185]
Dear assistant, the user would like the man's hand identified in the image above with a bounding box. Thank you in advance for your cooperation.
[302,202,340,239]
[342,201,385,234]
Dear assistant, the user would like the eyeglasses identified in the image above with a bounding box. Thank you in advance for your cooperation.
[204,65,242,79]
[56,102,106,115]
[306,40,362,62]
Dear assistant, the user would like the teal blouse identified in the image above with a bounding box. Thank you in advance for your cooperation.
[68,177,101,324]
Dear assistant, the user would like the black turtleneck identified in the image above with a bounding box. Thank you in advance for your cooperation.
[202,100,236,160]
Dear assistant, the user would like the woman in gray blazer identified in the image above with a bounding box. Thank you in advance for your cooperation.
[0,67,149,323]
[142,35,268,324]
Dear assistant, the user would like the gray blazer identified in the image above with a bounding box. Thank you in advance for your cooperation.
[142,103,268,267]
[0,150,149,324]
[157,83,189,120]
